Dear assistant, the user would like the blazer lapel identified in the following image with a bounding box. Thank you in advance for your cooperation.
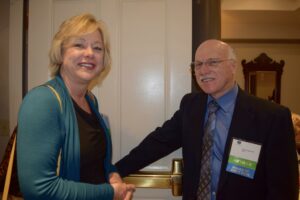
[189,92,208,171]
[217,89,256,193]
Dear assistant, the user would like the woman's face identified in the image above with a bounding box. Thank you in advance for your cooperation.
[60,30,105,86]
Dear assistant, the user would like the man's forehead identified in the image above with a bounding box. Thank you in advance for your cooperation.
[199,40,227,50]
[196,46,227,59]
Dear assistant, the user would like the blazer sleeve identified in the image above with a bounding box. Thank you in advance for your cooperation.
[265,107,299,200]
[114,94,192,177]
[17,87,114,200]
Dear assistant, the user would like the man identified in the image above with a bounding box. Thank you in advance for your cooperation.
[115,39,299,200]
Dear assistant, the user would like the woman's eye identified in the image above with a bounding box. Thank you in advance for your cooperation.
[94,46,103,51]
[74,43,84,48]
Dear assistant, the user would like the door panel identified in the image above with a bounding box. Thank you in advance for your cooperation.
[52,0,101,33]
[120,0,167,168]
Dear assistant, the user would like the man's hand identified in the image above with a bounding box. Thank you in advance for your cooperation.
[124,190,134,200]
[109,172,123,184]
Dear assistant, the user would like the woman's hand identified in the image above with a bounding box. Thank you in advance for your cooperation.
[111,182,127,200]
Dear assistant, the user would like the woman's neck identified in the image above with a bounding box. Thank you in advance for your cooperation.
[61,74,91,113]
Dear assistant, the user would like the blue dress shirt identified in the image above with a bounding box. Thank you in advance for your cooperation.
[206,84,238,200]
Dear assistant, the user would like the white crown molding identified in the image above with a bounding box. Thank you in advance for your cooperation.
[222,0,300,11]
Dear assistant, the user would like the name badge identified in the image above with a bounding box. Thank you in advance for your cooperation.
[226,138,261,179]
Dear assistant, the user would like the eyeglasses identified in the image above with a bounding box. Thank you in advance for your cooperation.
[190,59,233,71]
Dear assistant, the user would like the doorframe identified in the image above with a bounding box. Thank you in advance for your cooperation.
[9,0,24,133]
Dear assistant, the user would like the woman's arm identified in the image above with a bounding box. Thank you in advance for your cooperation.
[17,87,114,200]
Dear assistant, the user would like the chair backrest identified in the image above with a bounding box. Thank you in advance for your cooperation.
[241,53,284,104]
[0,126,23,198]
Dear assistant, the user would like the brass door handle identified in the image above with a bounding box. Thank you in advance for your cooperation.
[123,158,183,196]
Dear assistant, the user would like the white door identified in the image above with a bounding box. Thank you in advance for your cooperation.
[26,0,192,199]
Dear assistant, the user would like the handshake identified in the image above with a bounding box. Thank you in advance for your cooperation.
[110,173,136,200]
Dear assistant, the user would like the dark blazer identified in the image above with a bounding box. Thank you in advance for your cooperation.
[115,88,299,200]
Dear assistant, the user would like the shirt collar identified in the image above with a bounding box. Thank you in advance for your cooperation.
[207,84,238,113]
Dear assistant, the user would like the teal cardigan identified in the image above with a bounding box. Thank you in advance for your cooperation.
[17,76,116,199]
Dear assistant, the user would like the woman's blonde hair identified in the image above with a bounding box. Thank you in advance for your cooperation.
[48,13,111,77]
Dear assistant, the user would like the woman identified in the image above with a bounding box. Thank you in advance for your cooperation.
[17,13,134,199]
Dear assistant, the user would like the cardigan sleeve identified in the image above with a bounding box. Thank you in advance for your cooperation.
[17,86,114,200]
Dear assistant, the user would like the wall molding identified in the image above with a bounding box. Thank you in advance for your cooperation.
[222,38,300,44]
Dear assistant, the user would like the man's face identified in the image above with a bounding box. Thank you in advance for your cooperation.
[193,40,236,99]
